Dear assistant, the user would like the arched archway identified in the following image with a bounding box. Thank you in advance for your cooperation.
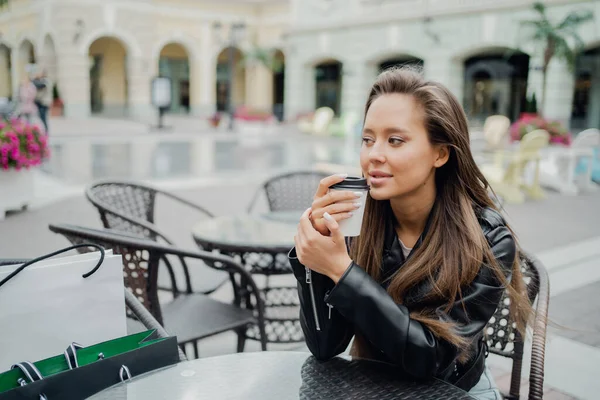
[0,44,12,99]
[88,36,128,116]
[314,59,343,115]
[17,39,36,83]
[216,47,245,112]
[272,49,285,121]
[362,54,424,105]
[378,55,424,73]
[571,45,600,130]
[159,42,191,114]
[462,48,530,123]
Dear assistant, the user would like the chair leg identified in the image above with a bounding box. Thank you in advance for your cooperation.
[256,321,268,351]
[260,335,268,352]
[509,341,525,400]
[236,329,246,353]
[183,341,200,359]
[181,344,190,358]
[524,160,546,200]
[494,182,526,204]
[193,341,200,359]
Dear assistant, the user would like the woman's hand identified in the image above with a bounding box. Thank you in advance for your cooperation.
[295,208,353,283]
[310,174,363,236]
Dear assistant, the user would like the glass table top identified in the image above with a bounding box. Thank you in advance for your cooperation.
[192,212,300,251]
[90,351,475,400]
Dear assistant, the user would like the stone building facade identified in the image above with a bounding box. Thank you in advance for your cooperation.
[0,0,288,120]
[283,0,600,129]
[2,0,599,129]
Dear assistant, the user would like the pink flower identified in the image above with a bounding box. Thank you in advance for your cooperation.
[0,119,50,170]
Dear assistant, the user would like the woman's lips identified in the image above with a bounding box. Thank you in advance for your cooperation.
[369,176,392,186]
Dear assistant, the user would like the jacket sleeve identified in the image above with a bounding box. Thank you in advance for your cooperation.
[288,248,355,360]
[323,225,516,379]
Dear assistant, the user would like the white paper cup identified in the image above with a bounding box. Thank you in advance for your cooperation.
[329,177,369,237]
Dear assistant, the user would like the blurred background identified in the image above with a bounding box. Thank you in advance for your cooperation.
[1,0,600,399]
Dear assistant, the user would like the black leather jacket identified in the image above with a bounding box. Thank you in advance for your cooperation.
[288,207,516,391]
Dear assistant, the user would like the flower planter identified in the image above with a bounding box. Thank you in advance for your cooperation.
[519,112,539,120]
[549,134,572,146]
[0,119,50,219]
[510,114,572,145]
[0,168,35,220]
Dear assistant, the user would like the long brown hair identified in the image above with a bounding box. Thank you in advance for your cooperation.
[350,66,532,362]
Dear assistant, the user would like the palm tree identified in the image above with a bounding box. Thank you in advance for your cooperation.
[240,47,284,73]
[519,2,593,113]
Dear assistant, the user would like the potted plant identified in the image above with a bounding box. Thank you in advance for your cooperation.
[240,46,284,74]
[234,106,275,123]
[208,112,222,128]
[50,84,64,117]
[510,114,572,146]
[0,118,50,218]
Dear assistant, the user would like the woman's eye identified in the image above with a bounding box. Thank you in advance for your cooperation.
[389,137,404,145]
[361,137,374,145]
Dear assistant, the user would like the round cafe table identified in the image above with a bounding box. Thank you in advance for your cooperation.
[192,212,302,345]
[90,351,475,399]
[192,211,300,256]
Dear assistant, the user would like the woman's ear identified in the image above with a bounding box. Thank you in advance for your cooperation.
[434,145,450,168]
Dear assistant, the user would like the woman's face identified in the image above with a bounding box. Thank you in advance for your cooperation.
[360,93,446,201]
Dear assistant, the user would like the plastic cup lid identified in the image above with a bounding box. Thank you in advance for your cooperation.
[330,177,369,190]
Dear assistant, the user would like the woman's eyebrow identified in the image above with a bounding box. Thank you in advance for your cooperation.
[363,127,410,135]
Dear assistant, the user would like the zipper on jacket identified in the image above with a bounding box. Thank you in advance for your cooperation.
[305,267,321,331]
[327,304,333,319]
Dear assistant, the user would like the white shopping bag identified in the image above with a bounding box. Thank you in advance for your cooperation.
[0,249,127,367]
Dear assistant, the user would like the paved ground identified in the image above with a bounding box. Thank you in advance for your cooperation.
[1,116,599,399]
[549,281,600,348]
[47,115,295,137]
[3,179,598,257]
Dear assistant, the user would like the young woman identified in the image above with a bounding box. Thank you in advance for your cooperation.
[289,67,531,399]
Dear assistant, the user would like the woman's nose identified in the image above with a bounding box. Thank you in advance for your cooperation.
[368,143,386,163]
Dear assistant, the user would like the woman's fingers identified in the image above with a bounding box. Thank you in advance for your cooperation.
[330,212,354,222]
[311,189,362,210]
[312,212,353,231]
[298,208,315,238]
[311,201,361,220]
[314,174,348,199]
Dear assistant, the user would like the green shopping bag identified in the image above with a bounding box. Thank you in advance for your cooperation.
[0,330,180,400]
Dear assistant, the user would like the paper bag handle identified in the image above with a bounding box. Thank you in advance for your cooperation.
[0,244,106,289]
